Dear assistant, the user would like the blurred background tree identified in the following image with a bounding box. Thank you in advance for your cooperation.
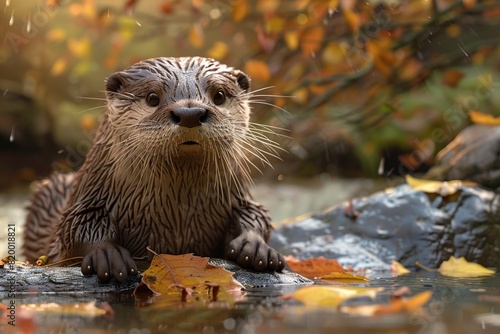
[1,0,500,189]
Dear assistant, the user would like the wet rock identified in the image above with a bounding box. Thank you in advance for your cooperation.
[425,124,500,188]
[0,259,311,296]
[269,184,500,271]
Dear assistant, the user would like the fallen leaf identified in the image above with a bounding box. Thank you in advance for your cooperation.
[340,291,432,316]
[405,175,477,197]
[292,286,384,308]
[141,253,243,295]
[391,260,410,275]
[285,256,345,278]
[319,272,369,282]
[469,110,500,125]
[390,286,411,297]
[438,256,495,278]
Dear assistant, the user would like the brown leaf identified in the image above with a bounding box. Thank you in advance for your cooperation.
[141,253,243,295]
[285,255,345,278]
[319,272,369,282]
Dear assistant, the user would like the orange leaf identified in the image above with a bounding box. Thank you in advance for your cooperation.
[191,0,204,9]
[188,24,204,48]
[300,26,324,56]
[468,110,500,125]
[285,256,345,278]
[244,59,271,83]
[232,0,248,22]
[442,69,464,87]
[141,253,243,295]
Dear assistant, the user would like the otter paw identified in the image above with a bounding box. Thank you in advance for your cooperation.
[225,231,285,272]
[81,242,138,283]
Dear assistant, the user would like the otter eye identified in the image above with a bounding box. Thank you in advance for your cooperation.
[213,90,226,106]
[146,92,160,107]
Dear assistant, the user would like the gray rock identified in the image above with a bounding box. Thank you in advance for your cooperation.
[269,184,500,271]
[0,258,311,297]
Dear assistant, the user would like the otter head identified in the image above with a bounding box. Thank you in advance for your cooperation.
[104,57,251,167]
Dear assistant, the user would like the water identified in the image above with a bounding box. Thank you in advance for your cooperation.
[4,272,499,333]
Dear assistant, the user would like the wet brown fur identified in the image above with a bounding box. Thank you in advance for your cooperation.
[23,57,284,282]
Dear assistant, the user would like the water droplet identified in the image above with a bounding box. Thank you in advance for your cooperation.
[136,20,141,27]
[27,17,32,33]
[9,125,15,143]
[458,44,469,58]
[9,10,14,26]
[378,157,385,175]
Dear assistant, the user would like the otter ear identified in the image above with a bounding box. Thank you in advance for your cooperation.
[105,72,128,97]
[235,71,250,93]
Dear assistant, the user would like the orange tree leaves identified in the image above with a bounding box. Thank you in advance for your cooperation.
[140,253,243,295]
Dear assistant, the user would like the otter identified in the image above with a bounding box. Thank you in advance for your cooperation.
[23,57,285,282]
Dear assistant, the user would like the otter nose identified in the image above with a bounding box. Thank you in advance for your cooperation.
[171,107,207,128]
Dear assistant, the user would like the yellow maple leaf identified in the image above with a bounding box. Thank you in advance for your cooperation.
[438,256,495,278]
[292,286,384,308]
[207,41,229,60]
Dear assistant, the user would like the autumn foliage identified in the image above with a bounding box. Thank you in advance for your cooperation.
[2,0,500,177]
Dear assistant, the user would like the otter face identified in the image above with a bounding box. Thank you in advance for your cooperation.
[104,57,251,162]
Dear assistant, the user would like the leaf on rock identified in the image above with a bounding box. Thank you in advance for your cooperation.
[141,253,243,295]
[405,175,477,197]
[284,255,345,278]
[391,260,410,275]
[340,291,432,316]
[438,256,495,278]
[468,110,500,125]
[292,286,384,308]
